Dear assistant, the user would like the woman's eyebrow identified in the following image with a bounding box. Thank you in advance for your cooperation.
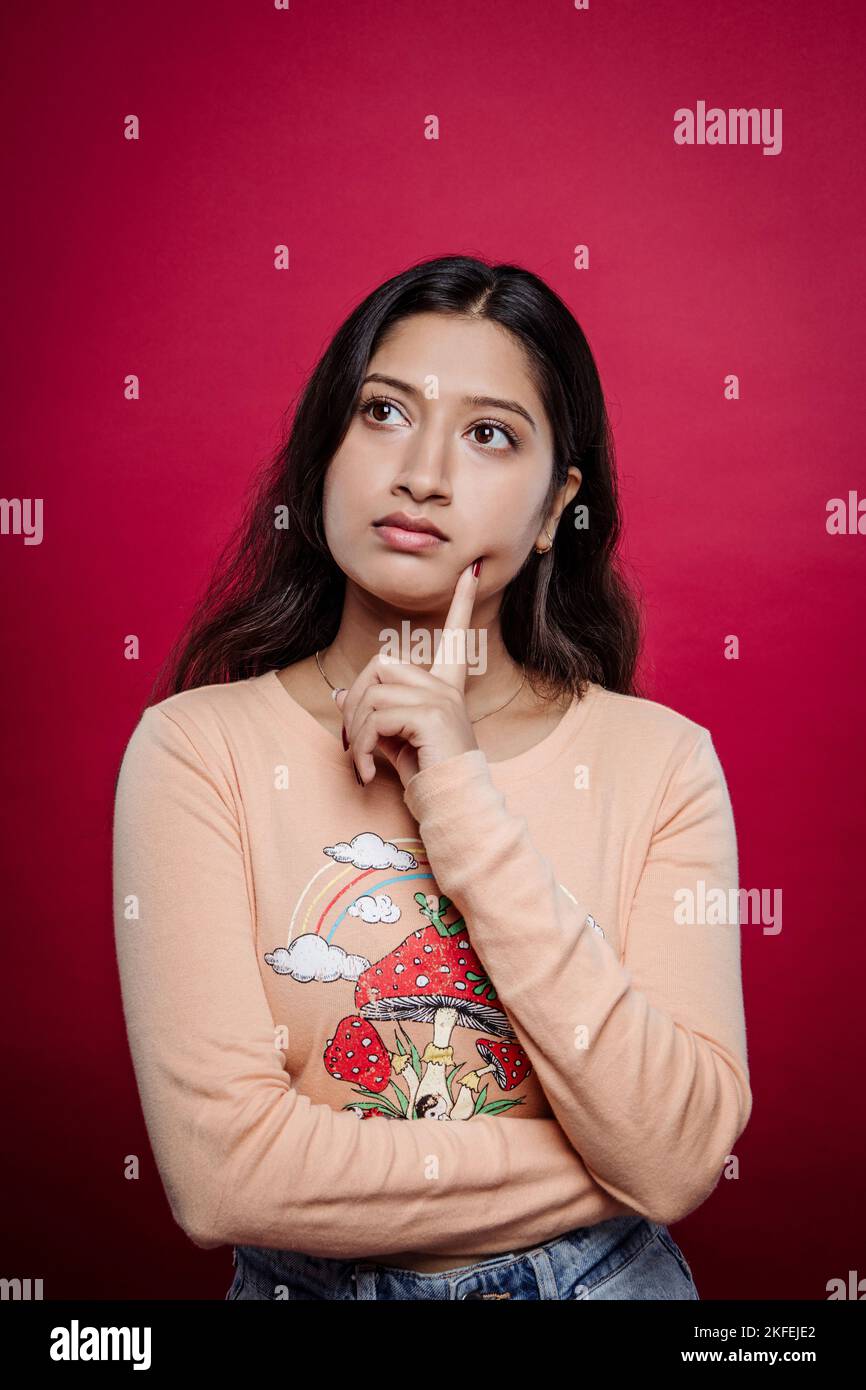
[362,373,537,432]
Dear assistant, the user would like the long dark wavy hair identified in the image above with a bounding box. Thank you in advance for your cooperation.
[148,254,646,711]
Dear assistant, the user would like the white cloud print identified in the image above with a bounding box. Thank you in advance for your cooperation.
[348,893,401,924]
[264,933,371,983]
[323,831,417,872]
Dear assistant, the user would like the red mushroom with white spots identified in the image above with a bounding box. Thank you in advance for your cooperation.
[449,1037,533,1120]
[323,1015,392,1094]
[323,1014,420,1113]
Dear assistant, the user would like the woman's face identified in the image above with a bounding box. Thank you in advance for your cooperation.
[322,311,580,614]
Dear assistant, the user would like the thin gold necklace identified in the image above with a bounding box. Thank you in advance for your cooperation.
[314,649,527,724]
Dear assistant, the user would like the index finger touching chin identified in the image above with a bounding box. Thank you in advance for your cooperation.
[430,557,483,688]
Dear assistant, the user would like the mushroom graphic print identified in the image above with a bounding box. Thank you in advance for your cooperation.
[263,827,602,1122]
[350,893,531,1119]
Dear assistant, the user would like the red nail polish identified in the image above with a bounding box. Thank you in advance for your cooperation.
[472,557,482,578]
[341,724,348,750]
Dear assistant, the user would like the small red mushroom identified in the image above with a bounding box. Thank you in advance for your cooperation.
[477,1037,532,1089]
[323,1015,391,1094]
[449,1037,532,1120]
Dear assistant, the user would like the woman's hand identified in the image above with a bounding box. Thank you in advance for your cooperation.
[334,558,483,789]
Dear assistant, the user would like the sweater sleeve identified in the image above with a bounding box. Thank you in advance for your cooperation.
[112,704,635,1262]
[403,730,752,1227]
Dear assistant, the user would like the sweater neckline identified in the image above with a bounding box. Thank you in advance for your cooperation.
[256,668,600,781]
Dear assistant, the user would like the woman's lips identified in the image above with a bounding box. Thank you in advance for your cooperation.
[372,523,446,552]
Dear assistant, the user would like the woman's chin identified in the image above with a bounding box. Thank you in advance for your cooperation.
[356,573,466,615]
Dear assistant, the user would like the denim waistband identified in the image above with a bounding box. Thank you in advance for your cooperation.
[227,1213,698,1301]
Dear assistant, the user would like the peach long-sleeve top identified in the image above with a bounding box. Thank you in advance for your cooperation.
[111,669,752,1266]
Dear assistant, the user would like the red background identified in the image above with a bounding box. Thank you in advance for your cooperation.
[2,0,864,1300]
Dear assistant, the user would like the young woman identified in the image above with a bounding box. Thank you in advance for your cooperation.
[112,254,751,1301]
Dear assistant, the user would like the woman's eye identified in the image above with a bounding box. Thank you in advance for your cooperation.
[359,397,409,426]
[469,422,517,451]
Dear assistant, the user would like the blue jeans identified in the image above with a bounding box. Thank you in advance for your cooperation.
[224,1213,699,1300]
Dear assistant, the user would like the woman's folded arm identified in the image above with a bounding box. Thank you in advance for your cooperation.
[403,730,753,1227]
[112,705,634,1261]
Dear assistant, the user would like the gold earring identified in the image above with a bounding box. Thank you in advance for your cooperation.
[534,527,553,554]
